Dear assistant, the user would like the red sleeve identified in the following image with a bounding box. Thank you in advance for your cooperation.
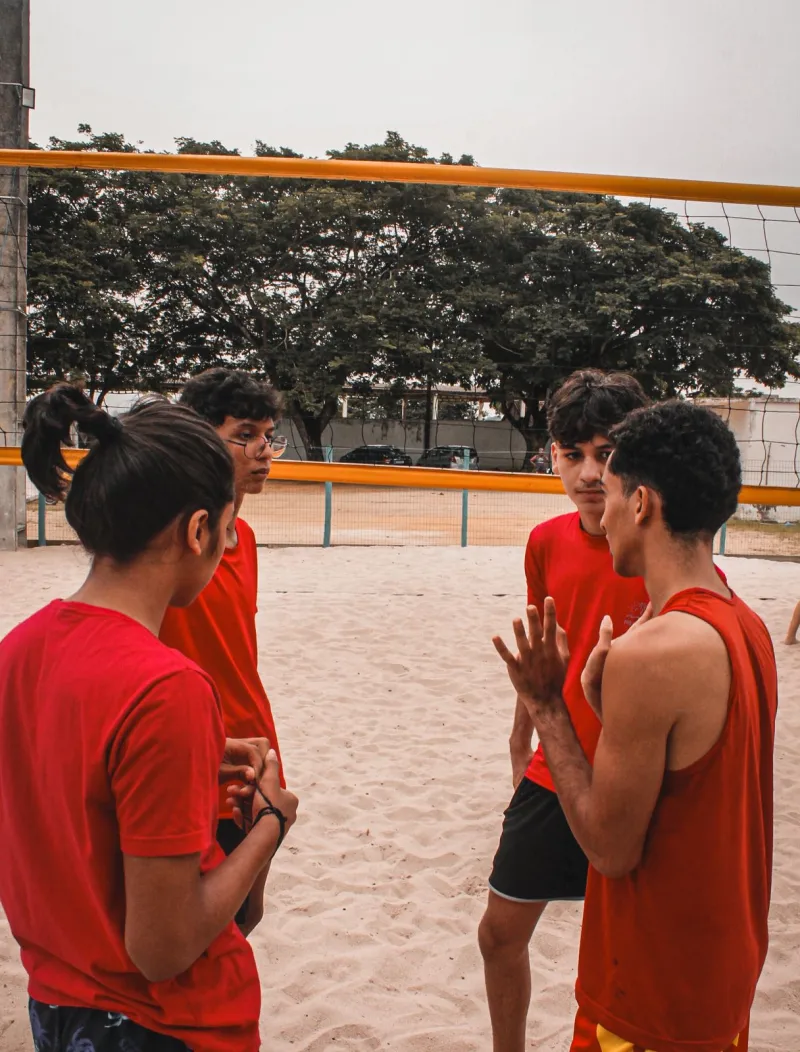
[524,526,548,611]
[109,669,224,858]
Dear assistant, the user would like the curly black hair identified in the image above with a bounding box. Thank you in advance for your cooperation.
[179,368,282,427]
[547,369,649,446]
[608,400,741,537]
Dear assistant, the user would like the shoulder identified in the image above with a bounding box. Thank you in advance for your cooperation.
[605,613,729,715]
[235,517,254,542]
[236,517,256,547]
[526,512,578,554]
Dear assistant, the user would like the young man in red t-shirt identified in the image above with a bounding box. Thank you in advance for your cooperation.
[478,370,650,1052]
[495,401,776,1051]
[160,368,288,936]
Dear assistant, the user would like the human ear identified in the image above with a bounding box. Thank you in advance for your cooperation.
[184,509,209,556]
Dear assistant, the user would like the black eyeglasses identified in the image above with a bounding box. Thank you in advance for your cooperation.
[225,434,288,460]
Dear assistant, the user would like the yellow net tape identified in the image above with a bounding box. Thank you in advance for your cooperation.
[0,448,797,506]
[2,149,800,207]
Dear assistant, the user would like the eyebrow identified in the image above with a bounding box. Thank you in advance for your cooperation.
[234,419,274,431]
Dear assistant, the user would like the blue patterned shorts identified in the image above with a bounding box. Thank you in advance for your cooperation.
[28,1000,190,1052]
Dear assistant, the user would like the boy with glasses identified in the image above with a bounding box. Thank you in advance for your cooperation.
[160,368,288,936]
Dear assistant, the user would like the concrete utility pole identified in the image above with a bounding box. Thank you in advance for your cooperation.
[0,0,31,550]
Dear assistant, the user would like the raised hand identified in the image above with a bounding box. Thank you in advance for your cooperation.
[493,598,570,719]
[581,603,652,720]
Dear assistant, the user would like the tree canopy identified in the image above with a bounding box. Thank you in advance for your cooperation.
[27,127,800,454]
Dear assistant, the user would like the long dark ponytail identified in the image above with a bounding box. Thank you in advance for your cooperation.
[22,384,234,562]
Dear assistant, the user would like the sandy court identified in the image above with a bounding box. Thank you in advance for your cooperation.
[0,545,799,1051]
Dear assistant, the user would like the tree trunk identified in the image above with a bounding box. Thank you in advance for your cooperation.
[423,375,433,451]
[502,394,549,470]
[290,396,339,460]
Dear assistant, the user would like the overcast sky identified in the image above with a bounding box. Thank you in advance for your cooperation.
[26,0,800,391]
[29,0,800,183]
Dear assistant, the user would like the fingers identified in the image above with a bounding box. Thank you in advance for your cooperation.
[541,597,557,653]
[257,749,281,796]
[525,605,543,654]
[597,614,614,648]
[635,603,653,629]
[555,623,570,664]
[492,633,517,666]
[513,616,532,657]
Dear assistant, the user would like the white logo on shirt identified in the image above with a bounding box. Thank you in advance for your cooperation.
[623,601,649,629]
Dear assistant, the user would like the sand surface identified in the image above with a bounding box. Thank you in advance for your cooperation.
[0,546,799,1051]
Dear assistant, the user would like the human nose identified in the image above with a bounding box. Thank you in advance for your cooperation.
[580,456,602,485]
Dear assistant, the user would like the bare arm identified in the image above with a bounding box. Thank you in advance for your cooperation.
[494,601,674,878]
[509,695,535,786]
[123,808,282,981]
[239,860,271,938]
[534,634,671,876]
[510,535,546,782]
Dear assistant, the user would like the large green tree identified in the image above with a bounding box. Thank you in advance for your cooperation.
[131,132,490,452]
[27,128,154,403]
[470,191,800,452]
[26,129,800,458]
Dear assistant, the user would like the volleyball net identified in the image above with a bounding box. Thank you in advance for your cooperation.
[2,147,800,557]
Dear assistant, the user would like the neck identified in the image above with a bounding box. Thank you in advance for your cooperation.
[641,535,729,614]
[578,511,605,537]
[69,557,178,635]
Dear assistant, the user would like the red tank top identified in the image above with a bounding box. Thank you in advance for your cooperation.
[575,588,777,1052]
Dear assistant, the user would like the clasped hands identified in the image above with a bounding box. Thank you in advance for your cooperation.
[219,737,273,829]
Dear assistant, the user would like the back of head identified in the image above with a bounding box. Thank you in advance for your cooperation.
[547,369,649,446]
[22,383,235,562]
[179,368,281,427]
[608,400,741,537]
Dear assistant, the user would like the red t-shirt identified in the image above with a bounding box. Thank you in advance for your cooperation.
[576,588,777,1051]
[524,512,649,791]
[0,601,260,1052]
[160,518,285,817]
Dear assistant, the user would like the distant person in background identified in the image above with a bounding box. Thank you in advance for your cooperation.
[160,367,289,937]
[530,448,550,474]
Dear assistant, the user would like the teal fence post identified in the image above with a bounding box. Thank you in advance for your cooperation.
[719,522,727,556]
[323,445,333,548]
[38,492,46,547]
[460,445,471,548]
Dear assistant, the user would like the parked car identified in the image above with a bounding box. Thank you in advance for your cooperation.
[416,445,480,470]
[339,444,412,466]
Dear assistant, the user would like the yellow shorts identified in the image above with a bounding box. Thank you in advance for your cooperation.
[570,1007,748,1052]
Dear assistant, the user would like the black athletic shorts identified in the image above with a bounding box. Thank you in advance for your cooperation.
[488,776,588,902]
[28,999,190,1051]
[216,818,249,925]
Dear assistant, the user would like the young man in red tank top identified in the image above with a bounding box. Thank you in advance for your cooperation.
[160,368,289,936]
[479,370,650,1052]
[494,401,777,1052]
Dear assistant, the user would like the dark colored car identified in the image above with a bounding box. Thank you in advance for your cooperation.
[416,445,480,470]
[339,444,412,466]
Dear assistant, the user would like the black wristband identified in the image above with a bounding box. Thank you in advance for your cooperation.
[250,784,287,853]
